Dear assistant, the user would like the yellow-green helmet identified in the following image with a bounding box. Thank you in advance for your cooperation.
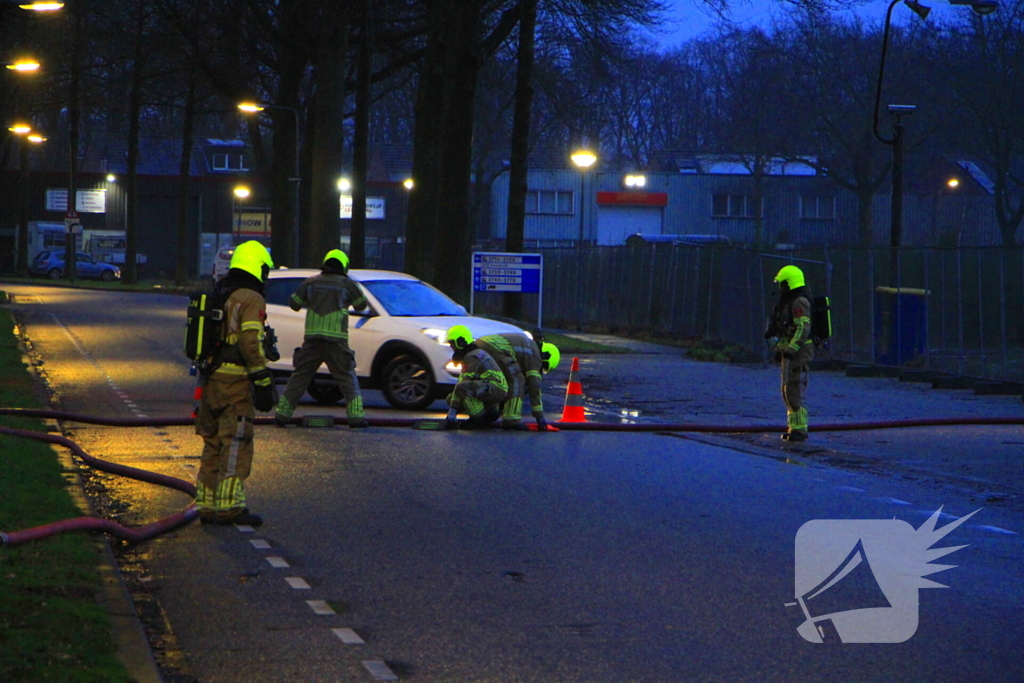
[323,248,350,273]
[445,324,474,350]
[229,240,274,282]
[774,265,805,290]
[540,342,560,373]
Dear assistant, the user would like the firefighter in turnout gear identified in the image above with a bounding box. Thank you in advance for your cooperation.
[462,327,559,431]
[767,265,814,441]
[274,249,370,429]
[195,240,276,526]
[444,326,509,429]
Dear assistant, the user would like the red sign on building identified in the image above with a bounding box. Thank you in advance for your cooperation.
[596,191,668,206]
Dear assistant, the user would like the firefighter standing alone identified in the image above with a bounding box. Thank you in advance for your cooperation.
[195,241,277,526]
[766,265,814,442]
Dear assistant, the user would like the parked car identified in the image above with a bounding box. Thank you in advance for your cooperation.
[30,250,121,282]
[212,246,235,281]
[263,268,527,410]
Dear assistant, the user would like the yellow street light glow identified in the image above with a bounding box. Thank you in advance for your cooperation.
[947,178,960,188]
[6,60,40,72]
[237,102,265,113]
[19,2,65,10]
[234,186,251,199]
[27,134,46,143]
[337,177,351,192]
[571,150,597,168]
[403,178,414,190]
[107,174,117,182]
[8,124,32,134]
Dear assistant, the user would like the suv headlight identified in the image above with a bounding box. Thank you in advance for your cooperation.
[420,328,450,346]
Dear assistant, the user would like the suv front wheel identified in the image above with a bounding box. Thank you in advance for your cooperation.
[380,354,436,410]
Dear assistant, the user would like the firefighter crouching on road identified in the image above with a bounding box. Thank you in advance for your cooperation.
[195,241,277,526]
[444,327,509,429]
[450,325,560,431]
[766,265,814,442]
[274,249,370,429]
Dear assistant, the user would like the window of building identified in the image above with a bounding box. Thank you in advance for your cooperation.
[211,153,248,172]
[712,193,761,218]
[801,195,835,219]
[525,190,573,214]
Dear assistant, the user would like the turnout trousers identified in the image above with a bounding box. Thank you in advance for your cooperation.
[276,338,364,420]
[195,375,255,523]
[781,357,810,437]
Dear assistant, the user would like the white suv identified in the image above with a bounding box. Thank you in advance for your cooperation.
[263,268,528,410]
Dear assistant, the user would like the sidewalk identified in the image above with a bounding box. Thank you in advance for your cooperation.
[560,333,1024,517]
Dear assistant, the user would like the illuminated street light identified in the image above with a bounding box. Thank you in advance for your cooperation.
[571,148,598,331]
[403,178,414,190]
[947,178,960,189]
[237,100,301,264]
[26,133,45,143]
[624,174,646,188]
[4,59,40,72]
[106,174,116,183]
[19,2,65,10]
[9,125,46,277]
[8,123,32,134]
[337,177,352,193]
[234,185,251,199]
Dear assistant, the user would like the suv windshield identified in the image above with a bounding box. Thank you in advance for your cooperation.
[362,280,463,317]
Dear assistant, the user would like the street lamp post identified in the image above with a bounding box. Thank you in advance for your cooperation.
[571,149,597,332]
[9,124,44,277]
[238,102,301,266]
[233,185,250,244]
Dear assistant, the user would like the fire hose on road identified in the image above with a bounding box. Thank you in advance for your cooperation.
[2,407,1023,548]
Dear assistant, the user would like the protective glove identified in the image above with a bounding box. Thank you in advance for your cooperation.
[534,415,549,432]
[249,368,278,412]
[262,325,281,362]
[443,408,459,430]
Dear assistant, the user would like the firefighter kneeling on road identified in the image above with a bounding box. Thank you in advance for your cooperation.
[274,249,370,429]
[766,265,814,442]
[195,241,277,526]
[449,325,560,431]
[444,326,508,430]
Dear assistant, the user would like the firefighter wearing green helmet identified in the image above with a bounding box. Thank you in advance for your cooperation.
[444,326,559,431]
[443,325,508,429]
[195,240,275,526]
[767,264,814,441]
[274,249,370,429]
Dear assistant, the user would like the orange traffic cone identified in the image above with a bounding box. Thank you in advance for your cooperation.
[557,357,587,423]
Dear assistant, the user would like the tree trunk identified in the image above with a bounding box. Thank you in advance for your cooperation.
[433,0,482,304]
[350,0,372,269]
[175,71,196,286]
[502,0,537,321]
[309,18,350,268]
[271,52,305,267]
[405,0,450,284]
[124,1,146,284]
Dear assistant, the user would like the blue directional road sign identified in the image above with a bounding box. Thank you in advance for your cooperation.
[472,252,542,293]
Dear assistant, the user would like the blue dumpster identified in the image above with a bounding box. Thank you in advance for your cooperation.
[873,287,928,366]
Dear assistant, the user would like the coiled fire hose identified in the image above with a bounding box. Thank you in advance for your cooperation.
[2,407,1022,547]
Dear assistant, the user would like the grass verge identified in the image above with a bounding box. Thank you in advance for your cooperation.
[0,302,131,682]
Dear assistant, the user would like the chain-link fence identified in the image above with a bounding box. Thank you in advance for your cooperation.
[469,244,1024,382]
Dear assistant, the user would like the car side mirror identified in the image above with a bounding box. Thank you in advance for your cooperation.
[349,307,376,317]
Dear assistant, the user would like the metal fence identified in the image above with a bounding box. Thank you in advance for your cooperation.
[469,244,1024,383]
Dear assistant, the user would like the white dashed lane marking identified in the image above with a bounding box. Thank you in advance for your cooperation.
[306,600,335,615]
[266,557,290,568]
[235,525,255,533]
[333,628,365,645]
[249,539,271,549]
[285,577,311,590]
[362,660,399,681]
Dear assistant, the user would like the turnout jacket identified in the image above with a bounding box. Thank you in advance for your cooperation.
[458,347,509,393]
[289,273,368,342]
[213,285,269,380]
[476,332,545,416]
[772,286,814,362]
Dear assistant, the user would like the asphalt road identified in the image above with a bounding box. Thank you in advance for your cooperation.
[3,283,1022,682]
